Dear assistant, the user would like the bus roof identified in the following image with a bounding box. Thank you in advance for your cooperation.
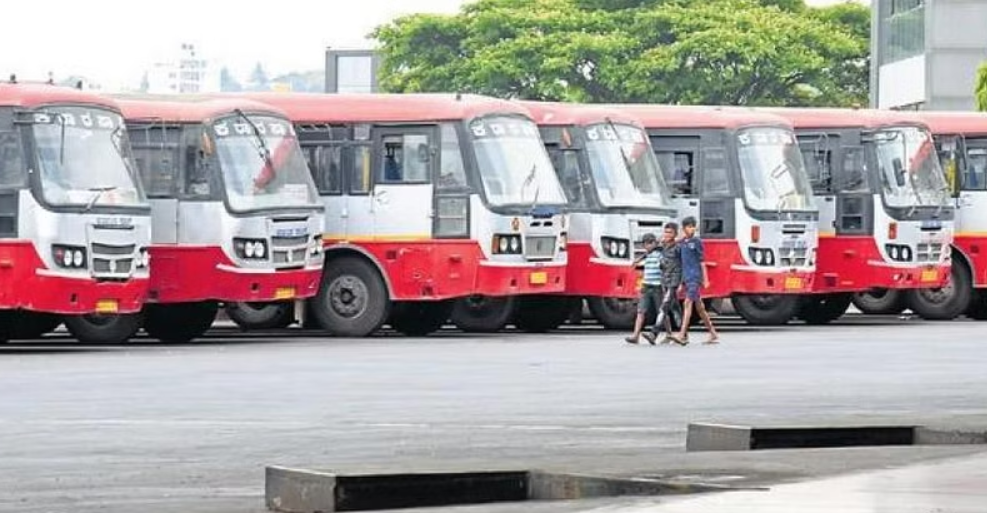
[519,101,643,128]
[914,111,987,136]
[0,83,120,111]
[604,104,793,130]
[757,107,929,131]
[113,95,288,124]
[227,93,532,124]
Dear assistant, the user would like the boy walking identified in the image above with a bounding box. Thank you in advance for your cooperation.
[673,216,719,344]
[649,222,684,345]
[625,233,661,345]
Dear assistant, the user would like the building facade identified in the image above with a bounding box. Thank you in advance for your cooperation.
[871,0,987,111]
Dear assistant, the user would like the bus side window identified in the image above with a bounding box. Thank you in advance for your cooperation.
[437,124,468,190]
[379,133,430,184]
[549,146,589,209]
[840,147,868,193]
[965,146,987,191]
[700,148,730,197]
[307,145,343,195]
[130,126,179,197]
[0,131,25,188]
[349,144,372,194]
[656,151,695,196]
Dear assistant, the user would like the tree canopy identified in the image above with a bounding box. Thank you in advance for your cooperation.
[373,0,870,107]
[977,61,987,112]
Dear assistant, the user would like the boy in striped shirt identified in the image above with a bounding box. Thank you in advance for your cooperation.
[626,233,662,345]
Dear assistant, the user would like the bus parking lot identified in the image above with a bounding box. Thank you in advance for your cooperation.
[3,314,987,513]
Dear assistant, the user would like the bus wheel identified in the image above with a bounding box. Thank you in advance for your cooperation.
[388,300,452,336]
[311,257,389,337]
[732,294,798,326]
[798,293,852,325]
[450,296,516,333]
[144,302,219,343]
[514,296,575,333]
[907,263,972,321]
[852,290,905,315]
[8,312,62,339]
[225,302,294,330]
[63,314,141,344]
[586,297,638,330]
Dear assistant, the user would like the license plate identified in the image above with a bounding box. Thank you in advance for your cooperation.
[921,269,939,282]
[529,271,548,285]
[95,299,119,314]
[275,287,296,300]
[784,277,803,290]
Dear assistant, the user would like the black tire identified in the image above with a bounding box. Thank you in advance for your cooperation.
[63,314,141,344]
[7,312,62,340]
[388,300,453,336]
[966,290,987,320]
[566,299,585,326]
[450,296,516,333]
[514,296,575,333]
[907,262,972,321]
[143,302,219,343]
[852,289,906,315]
[586,297,638,330]
[310,257,389,337]
[225,302,294,330]
[731,294,798,326]
[798,293,853,325]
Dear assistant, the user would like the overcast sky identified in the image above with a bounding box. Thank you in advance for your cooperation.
[0,0,863,90]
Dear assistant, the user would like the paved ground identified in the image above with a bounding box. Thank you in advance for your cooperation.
[2,316,987,512]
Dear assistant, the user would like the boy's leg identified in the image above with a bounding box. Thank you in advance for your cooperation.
[696,300,719,343]
[626,287,653,343]
[677,298,693,340]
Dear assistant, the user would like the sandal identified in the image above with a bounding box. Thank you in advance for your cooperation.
[624,336,640,345]
[642,332,658,345]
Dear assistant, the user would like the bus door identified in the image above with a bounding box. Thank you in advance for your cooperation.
[651,135,701,223]
[369,125,436,242]
[956,136,987,237]
[797,132,838,237]
[839,131,873,238]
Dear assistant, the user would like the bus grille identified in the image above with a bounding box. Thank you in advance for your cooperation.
[524,236,557,261]
[916,243,944,263]
[777,246,808,267]
[91,243,136,278]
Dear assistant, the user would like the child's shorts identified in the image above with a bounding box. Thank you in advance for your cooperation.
[684,281,702,301]
[637,284,661,314]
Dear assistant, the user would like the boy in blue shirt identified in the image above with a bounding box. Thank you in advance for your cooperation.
[625,233,662,345]
[673,216,719,345]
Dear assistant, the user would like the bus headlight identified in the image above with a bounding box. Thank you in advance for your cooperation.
[136,247,150,269]
[748,247,776,267]
[601,237,631,259]
[885,244,913,262]
[52,245,87,269]
[234,238,269,260]
[492,234,522,255]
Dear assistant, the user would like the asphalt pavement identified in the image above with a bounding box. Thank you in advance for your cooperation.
[2,316,987,512]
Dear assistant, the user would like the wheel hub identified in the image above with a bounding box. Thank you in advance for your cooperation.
[329,275,368,318]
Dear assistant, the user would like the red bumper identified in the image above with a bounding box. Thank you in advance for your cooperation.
[148,246,321,304]
[562,243,638,299]
[813,236,949,292]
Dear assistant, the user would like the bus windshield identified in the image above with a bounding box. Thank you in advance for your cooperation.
[872,127,950,209]
[737,127,815,211]
[32,107,146,208]
[584,123,672,209]
[470,116,566,207]
[212,115,320,212]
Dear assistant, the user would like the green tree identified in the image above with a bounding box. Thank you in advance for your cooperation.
[976,62,987,111]
[373,0,869,107]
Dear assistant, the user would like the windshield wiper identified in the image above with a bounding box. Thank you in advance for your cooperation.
[604,117,634,171]
[84,186,118,213]
[233,109,274,173]
[520,163,541,208]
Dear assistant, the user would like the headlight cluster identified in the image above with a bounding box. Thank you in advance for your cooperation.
[748,247,776,266]
[52,245,87,269]
[492,234,522,255]
[885,244,913,262]
[234,238,269,260]
[136,247,150,269]
[601,237,630,259]
[310,234,324,257]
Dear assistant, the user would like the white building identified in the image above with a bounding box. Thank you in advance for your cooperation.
[145,43,221,94]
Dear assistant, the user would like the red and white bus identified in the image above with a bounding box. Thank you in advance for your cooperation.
[73,97,325,342]
[522,102,676,329]
[615,105,819,325]
[0,83,151,343]
[768,108,954,322]
[914,111,987,319]
[237,93,569,337]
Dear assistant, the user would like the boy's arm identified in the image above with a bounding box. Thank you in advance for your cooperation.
[697,239,710,288]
